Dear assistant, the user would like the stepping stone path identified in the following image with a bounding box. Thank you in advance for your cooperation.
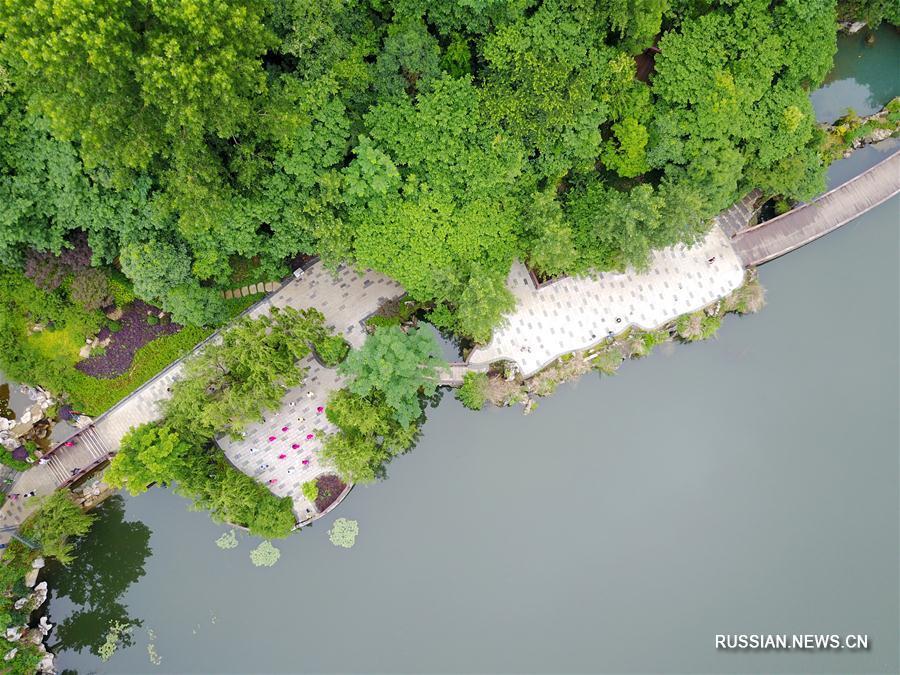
[223,281,281,299]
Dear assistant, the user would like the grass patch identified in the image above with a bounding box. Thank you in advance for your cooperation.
[27,327,85,365]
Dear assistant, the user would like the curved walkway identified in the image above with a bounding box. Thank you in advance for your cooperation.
[3,151,893,544]
[732,149,900,265]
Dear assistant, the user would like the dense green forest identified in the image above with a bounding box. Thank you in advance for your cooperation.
[0,0,840,336]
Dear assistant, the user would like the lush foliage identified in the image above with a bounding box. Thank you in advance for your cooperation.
[675,312,723,342]
[328,518,359,548]
[456,372,488,410]
[0,264,222,414]
[837,0,900,26]
[107,423,295,538]
[19,492,93,565]
[321,389,418,484]
[164,307,334,439]
[301,480,319,504]
[339,326,446,426]
[0,0,838,340]
[0,488,97,674]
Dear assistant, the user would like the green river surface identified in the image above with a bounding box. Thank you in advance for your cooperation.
[38,27,900,675]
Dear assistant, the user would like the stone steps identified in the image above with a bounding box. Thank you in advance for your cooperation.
[222,281,280,299]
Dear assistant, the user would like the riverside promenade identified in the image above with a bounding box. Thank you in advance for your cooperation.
[2,152,895,543]
[731,149,900,265]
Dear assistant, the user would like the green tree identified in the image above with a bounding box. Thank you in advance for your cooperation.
[22,491,94,565]
[838,0,900,26]
[164,308,327,438]
[0,0,272,172]
[321,388,418,483]
[374,16,441,98]
[456,371,488,410]
[105,424,190,495]
[454,269,516,344]
[601,117,650,178]
[348,75,522,309]
[339,326,446,426]
[119,240,191,304]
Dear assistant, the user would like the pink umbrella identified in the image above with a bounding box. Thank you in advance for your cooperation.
[291,443,300,449]
[278,453,287,459]
[306,433,314,440]
[316,406,324,414]
[268,436,276,442]
[302,459,310,466]
[281,426,289,432]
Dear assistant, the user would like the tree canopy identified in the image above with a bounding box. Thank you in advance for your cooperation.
[338,326,446,426]
[0,0,840,335]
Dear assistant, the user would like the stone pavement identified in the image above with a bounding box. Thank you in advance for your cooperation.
[468,226,745,377]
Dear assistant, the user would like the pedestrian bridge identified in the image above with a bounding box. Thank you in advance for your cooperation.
[731,149,900,266]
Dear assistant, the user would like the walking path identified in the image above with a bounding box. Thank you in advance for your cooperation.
[217,264,403,521]
[3,150,892,541]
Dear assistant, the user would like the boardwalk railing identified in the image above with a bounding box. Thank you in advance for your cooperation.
[732,149,900,266]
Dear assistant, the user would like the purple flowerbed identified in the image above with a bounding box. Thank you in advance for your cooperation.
[75,301,180,378]
[314,474,347,513]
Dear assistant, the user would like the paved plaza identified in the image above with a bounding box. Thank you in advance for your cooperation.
[217,264,404,520]
[468,226,745,377]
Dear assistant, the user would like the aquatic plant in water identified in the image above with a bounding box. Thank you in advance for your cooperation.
[215,530,238,549]
[250,540,281,567]
[147,642,161,666]
[98,621,131,661]
[329,518,359,548]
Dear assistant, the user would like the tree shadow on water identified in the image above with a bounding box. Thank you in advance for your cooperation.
[47,495,152,657]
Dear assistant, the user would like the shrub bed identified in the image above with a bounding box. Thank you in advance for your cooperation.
[314,474,347,513]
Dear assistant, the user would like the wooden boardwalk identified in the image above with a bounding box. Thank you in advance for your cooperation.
[732,150,900,266]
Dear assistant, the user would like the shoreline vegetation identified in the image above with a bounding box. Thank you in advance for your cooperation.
[820,97,900,163]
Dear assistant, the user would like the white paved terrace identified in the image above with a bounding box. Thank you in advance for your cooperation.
[468,226,745,377]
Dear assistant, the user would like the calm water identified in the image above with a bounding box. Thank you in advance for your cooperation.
[40,30,900,675]
[811,25,900,123]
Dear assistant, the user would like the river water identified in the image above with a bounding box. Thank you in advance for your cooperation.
[39,27,900,675]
